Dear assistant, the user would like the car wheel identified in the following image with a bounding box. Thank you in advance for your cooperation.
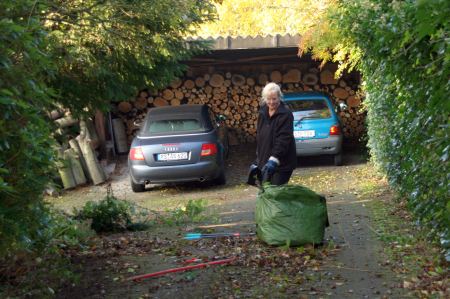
[334,153,343,166]
[131,177,145,192]
[213,170,226,186]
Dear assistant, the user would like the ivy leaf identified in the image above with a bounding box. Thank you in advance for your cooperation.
[416,23,434,41]
[0,96,13,105]
[441,147,449,162]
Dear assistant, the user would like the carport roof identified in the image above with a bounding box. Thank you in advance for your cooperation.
[187,34,301,50]
[185,34,307,67]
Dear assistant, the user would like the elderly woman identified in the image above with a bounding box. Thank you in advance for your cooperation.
[255,82,297,185]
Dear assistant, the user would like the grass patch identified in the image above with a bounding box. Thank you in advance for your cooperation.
[158,199,212,226]
[359,180,381,195]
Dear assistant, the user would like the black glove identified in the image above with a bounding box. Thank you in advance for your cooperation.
[247,163,260,186]
[261,160,277,182]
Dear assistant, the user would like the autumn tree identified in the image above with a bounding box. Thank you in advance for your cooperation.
[196,0,330,37]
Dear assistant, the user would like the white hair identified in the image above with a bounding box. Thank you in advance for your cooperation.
[261,82,283,105]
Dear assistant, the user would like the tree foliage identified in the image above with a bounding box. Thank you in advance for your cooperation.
[298,0,362,74]
[43,0,216,113]
[0,0,215,256]
[196,0,330,37]
[301,0,449,258]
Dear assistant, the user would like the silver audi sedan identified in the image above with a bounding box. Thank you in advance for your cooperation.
[128,104,228,192]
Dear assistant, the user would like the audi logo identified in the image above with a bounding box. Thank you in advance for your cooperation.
[163,147,178,152]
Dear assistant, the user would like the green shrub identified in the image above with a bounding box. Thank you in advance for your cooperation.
[75,195,133,233]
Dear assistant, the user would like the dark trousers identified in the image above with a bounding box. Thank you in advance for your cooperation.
[270,170,293,185]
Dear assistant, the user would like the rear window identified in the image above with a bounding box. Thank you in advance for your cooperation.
[144,119,202,134]
[286,99,331,119]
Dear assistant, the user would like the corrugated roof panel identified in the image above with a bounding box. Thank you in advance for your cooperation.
[187,34,301,50]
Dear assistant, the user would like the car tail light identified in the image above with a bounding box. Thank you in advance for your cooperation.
[330,125,340,135]
[130,147,145,160]
[201,143,217,156]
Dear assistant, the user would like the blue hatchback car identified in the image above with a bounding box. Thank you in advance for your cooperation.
[284,92,344,166]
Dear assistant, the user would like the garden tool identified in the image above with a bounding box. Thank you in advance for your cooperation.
[128,257,236,281]
[183,232,255,240]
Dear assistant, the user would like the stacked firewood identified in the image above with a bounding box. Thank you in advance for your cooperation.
[115,67,364,145]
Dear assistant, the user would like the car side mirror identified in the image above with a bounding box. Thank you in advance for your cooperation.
[337,102,348,112]
[216,114,227,122]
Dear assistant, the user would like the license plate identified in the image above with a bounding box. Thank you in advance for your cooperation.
[157,152,188,161]
[294,130,315,138]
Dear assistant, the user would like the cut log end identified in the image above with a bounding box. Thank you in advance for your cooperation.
[303,73,318,85]
[270,71,282,83]
[209,74,225,88]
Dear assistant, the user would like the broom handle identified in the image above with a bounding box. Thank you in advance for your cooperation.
[128,257,236,281]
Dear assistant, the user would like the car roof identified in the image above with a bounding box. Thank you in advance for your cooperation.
[147,104,208,117]
[139,104,213,136]
[283,92,331,101]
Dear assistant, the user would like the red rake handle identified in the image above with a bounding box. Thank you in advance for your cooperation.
[128,257,236,281]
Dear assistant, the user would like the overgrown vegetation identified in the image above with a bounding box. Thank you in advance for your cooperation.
[74,185,209,232]
[0,209,93,297]
[0,0,215,257]
[300,0,449,258]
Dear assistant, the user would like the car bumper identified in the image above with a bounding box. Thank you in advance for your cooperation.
[295,135,342,156]
[130,160,221,184]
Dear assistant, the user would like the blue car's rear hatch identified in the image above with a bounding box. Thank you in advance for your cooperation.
[285,96,335,140]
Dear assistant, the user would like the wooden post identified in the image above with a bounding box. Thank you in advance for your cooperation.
[69,138,91,182]
[65,148,87,185]
[77,120,106,185]
[55,115,78,128]
[112,118,128,154]
[85,118,100,149]
[56,147,76,189]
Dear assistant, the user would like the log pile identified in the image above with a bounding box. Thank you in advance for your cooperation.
[51,109,111,189]
[115,67,365,145]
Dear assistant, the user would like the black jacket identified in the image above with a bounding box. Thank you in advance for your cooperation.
[256,103,297,172]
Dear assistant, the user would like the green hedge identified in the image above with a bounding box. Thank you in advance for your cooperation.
[0,2,56,255]
[332,1,449,258]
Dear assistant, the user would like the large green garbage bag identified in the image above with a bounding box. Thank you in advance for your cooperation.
[255,184,329,246]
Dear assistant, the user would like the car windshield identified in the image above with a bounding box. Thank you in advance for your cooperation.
[286,99,331,119]
[144,119,202,134]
